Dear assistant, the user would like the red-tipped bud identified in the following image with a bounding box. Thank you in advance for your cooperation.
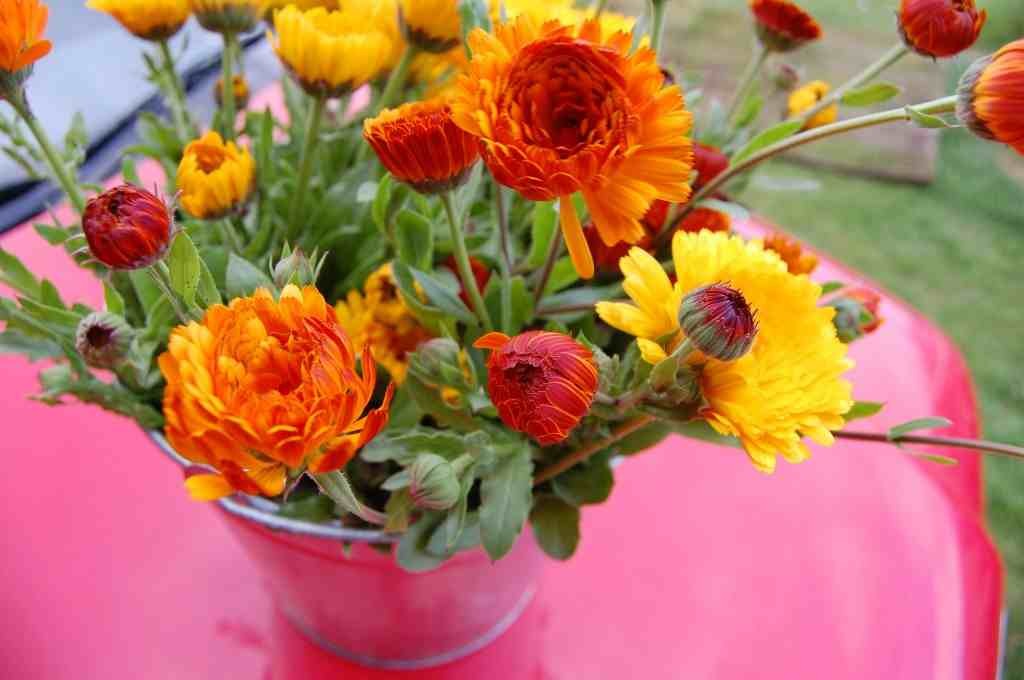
[693,143,729,192]
[475,331,598,446]
[957,40,1024,157]
[74,311,133,369]
[898,0,987,59]
[82,185,172,270]
[679,284,758,361]
[829,287,883,343]
[749,0,822,53]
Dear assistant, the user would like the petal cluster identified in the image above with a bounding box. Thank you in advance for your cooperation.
[0,0,51,74]
[87,0,190,41]
[450,15,693,279]
[399,0,462,53]
[475,331,598,445]
[958,40,1024,156]
[159,285,394,500]
[597,231,853,473]
[364,99,480,194]
[748,0,822,52]
[898,0,986,59]
[176,131,256,219]
[763,231,818,275]
[82,185,172,270]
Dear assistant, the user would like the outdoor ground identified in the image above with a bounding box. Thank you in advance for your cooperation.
[618,0,1024,672]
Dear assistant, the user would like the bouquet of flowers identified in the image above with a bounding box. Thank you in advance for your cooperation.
[1,0,1021,571]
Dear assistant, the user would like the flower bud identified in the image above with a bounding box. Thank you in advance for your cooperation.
[272,247,322,288]
[191,0,261,35]
[82,185,172,270]
[956,40,1024,157]
[898,0,986,59]
[678,284,757,361]
[829,287,882,343]
[773,63,801,91]
[749,0,822,53]
[75,311,133,369]
[693,143,729,192]
[0,0,51,102]
[408,453,461,511]
[215,74,249,109]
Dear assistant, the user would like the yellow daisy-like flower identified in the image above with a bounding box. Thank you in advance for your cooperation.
[498,0,636,39]
[788,80,838,130]
[176,131,255,219]
[597,230,853,473]
[271,3,393,98]
[189,0,262,34]
[335,263,434,384]
[399,0,461,53]
[87,0,190,41]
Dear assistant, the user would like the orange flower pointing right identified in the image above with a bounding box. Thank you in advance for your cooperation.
[0,0,51,76]
[957,40,1024,157]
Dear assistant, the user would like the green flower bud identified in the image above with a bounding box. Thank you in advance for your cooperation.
[678,283,757,361]
[408,338,476,389]
[272,247,323,288]
[408,453,461,511]
[828,287,882,344]
[75,311,133,369]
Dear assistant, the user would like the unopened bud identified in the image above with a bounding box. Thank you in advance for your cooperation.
[408,337,475,389]
[215,74,250,109]
[75,311,133,369]
[408,453,460,511]
[773,63,801,91]
[272,247,321,288]
[829,287,882,343]
[678,283,757,361]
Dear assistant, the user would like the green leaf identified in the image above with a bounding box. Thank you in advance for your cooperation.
[396,512,448,573]
[905,106,953,129]
[17,297,83,330]
[552,454,613,506]
[909,451,959,466]
[615,421,673,455]
[888,416,953,439]
[458,0,492,53]
[225,252,273,299]
[0,329,63,360]
[544,257,578,294]
[129,268,161,312]
[820,281,845,295]
[394,210,434,271]
[840,82,902,107]
[0,247,40,298]
[34,364,163,428]
[731,120,803,165]
[196,257,223,306]
[384,489,415,533]
[734,93,764,129]
[479,445,534,561]
[371,173,394,234]
[33,223,69,245]
[670,419,742,448]
[404,264,477,325]
[167,232,201,306]
[121,156,141,185]
[103,281,126,315]
[527,202,558,267]
[845,400,885,422]
[39,279,65,309]
[277,494,335,522]
[530,496,580,560]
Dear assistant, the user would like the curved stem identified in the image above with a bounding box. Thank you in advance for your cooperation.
[157,39,197,141]
[375,45,418,114]
[220,32,238,141]
[534,415,656,485]
[12,97,86,214]
[441,191,494,329]
[725,43,768,125]
[148,264,188,323]
[533,221,563,307]
[834,429,1024,462]
[796,43,909,125]
[649,0,669,54]
[287,94,326,243]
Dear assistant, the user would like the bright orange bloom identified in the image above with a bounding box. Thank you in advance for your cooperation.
[0,0,51,74]
[748,0,821,52]
[763,232,818,275]
[585,200,670,273]
[676,207,731,235]
[898,0,986,59]
[958,40,1024,157]
[475,331,597,445]
[451,16,694,279]
[364,99,480,194]
[159,285,394,501]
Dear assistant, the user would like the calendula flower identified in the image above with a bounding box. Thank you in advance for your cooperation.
[271,3,393,98]
[475,331,598,445]
[957,40,1024,157]
[585,200,670,273]
[500,0,637,41]
[693,143,729,192]
[788,80,838,129]
[451,16,693,279]
[215,74,249,109]
[898,0,986,59]
[763,232,818,275]
[189,0,262,34]
[176,131,255,219]
[597,231,852,473]
[363,99,480,194]
[398,0,461,53]
[263,0,337,16]
[335,263,433,384]
[677,208,731,234]
[82,185,172,270]
[0,0,51,92]
[86,0,190,41]
[160,285,394,501]
[748,0,821,52]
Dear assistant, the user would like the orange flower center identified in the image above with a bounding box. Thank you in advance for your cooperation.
[192,143,228,173]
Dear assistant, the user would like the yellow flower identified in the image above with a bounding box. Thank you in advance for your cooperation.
[399,0,461,53]
[189,0,262,34]
[335,264,434,383]
[263,0,337,15]
[597,231,853,473]
[271,3,393,98]
[87,0,190,41]
[498,0,637,39]
[176,131,255,219]
[788,80,838,129]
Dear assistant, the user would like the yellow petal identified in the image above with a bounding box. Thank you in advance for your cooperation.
[637,338,667,364]
[184,473,234,501]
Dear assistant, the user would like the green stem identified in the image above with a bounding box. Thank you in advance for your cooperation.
[833,430,1024,462]
[592,0,609,18]
[441,191,493,329]
[649,0,669,54]
[666,96,958,239]
[534,415,656,485]
[157,39,197,141]
[311,470,387,526]
[287,94,326,243]
[12,97,86,214]
[220,32,238,141]
[375,45,418,114]
[148,264,188,323]
[797,43,909,125]
[494,185,513,334]
[725,43,769,125]
[533,223,563,307]
[219,218,244,253]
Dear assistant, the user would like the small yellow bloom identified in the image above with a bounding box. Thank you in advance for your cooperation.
[87,0,190,41]
[189,0,262,34]
[788,80,838,129]
[597,231,853,473]
[271,3,393,98]
[176,131,255,219]
[215,74,249,109]
[399,0,461,53]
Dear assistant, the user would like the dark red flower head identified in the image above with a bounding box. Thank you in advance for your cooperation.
[475,331,598,445]
[585,200,670,273]
[82,184,172,270]
[749,0,822,52]
[678,284,758,361]
[898,0,987,59]
[693,143,729,192]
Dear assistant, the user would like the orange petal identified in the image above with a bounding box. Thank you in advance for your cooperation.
[474,332,511,351]
[559,197,594,279]
[184,473,234,501]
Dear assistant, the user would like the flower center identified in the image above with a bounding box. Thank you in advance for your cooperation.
[191,142,229,173]
[85,324,114,348]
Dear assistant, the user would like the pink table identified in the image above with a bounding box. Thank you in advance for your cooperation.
[0,206,1003,678]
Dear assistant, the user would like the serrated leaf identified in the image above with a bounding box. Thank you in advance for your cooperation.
[479,445,533,561]
[845,400,885,422]
[888,416,953,439]
[731,120,803,165]
[840,82,902,107]
[394,210,434,271]
[530,496,580,560]
[226,252,273,299]
[167,232,201,306]
[905,106,953,129]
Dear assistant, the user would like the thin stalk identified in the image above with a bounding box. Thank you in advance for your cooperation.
[592,0,609,18]
[311,470,387,526]
[725,43,769,124]
[148,264,188,323]
[797,43,909,125]
[649,0,669,54]
[219,218,244,253]
[834,430,1024,463]
[157,39,197,140]
[664,95,958,242]
[495,185,513,333]
[220,32,238,141]
[375,45,418,114]
[287,94,326,242]
[441,191,494,329]
[11,97,86,213]
[534,415,656,485]
[533,225,563,307]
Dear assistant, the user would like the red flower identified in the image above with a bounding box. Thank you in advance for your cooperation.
[693,143,729,192]
[82,184,172,270]
[444,254,491,306]
[475,331,598,445]
[957,39,1024,156]
[677,207,732,234]
[898,0,986,59]
[585,200,671,273]
[749,0,822,52]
